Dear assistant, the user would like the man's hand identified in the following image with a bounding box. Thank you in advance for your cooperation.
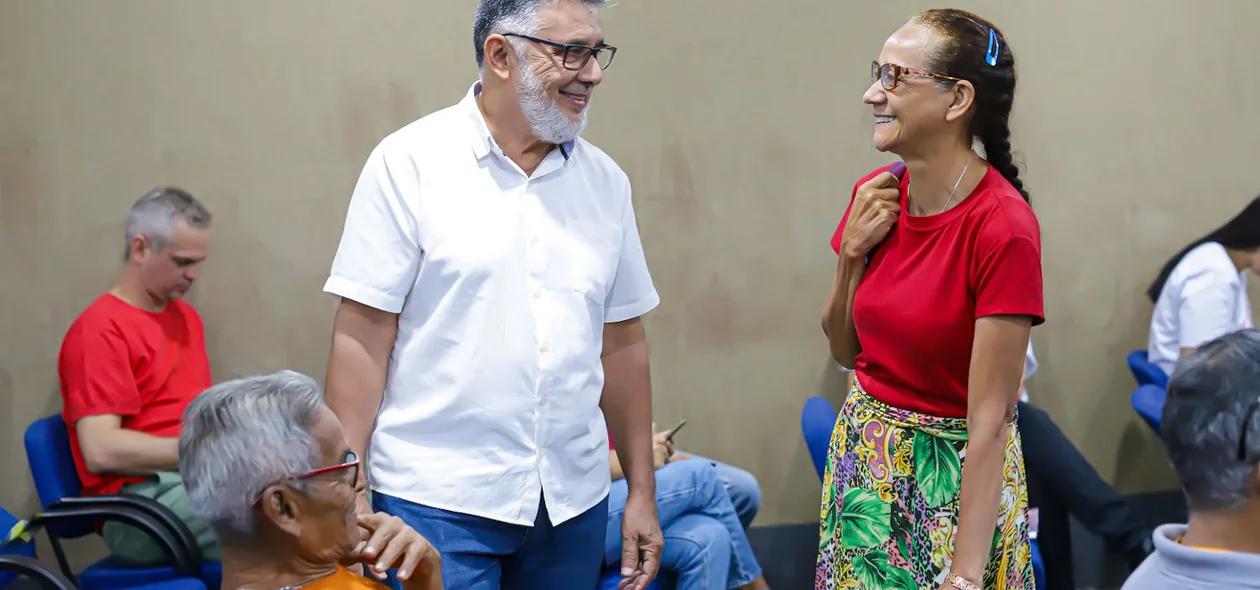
[618,492,663,590]
[355,489,373,516]
[839,171,901,260]
[651,429,674,470]
[345,486,375,575]
[345,512,443,589]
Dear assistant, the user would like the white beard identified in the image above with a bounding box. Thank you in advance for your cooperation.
[515,61,588,145]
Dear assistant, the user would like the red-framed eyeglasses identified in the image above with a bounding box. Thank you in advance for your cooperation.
[253,452,360,507]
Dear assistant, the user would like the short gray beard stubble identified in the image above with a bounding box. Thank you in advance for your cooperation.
[514,51,588,144]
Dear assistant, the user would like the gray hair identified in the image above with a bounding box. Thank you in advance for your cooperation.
[123,187,212,261]
[472,0,608,69]
[179,371,327,541]
[1163,329,1260,511]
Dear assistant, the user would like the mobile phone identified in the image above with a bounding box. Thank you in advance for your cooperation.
[665,419,687,441]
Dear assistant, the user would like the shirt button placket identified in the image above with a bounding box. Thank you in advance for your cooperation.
[523,182,549,410]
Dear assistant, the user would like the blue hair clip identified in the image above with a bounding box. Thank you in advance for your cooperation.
[985,28,1000,66]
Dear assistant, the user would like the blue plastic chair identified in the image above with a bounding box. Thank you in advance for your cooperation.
[1131,384,1166,435]
[24,414,220,590]
[1127,350,1170,389]
[3,505,205,590]
[801,397,839,481]
[1029,538,1046,590]
[0,556,205,590]
[0,552,78,590]
[1,506,37,589]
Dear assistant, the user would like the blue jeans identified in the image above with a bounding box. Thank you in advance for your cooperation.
[374,492,608,590]
[684,454,761,530]
[605,459,763,590]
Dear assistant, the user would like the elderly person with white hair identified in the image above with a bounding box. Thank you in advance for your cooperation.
[179,371,443,590]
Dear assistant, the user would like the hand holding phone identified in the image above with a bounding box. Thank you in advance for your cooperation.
[665,419,687,442]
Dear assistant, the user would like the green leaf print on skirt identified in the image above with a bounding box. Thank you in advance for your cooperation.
[840,488,891,550]
[820,493,840,552]
[852,549,918,590]
[913,430,963,508]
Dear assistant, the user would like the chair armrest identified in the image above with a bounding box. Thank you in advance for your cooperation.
[29,504,197,577]
[0,554,78,590]
[52,494,203,564]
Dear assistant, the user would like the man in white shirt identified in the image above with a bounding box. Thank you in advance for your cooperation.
[321,1,662,589]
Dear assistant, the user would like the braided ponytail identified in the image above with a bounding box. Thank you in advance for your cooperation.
[978,103,1029,203]
[915,9,1028,203]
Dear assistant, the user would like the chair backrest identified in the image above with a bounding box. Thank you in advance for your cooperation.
[23,414,93,538]
[801,397,839,482]
[1131,384,1167,436]
[1127,349,1170,389]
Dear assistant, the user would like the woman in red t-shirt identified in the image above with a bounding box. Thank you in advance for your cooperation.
[819,9,1043,590]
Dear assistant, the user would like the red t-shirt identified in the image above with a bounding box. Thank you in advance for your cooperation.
[58,294,213,496]
[830,164,1044,417]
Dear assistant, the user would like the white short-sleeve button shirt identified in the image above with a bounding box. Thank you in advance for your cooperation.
[1148,241,1253,376]
[324,82,660,526]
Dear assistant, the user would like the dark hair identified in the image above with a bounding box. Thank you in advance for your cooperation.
[1145,195,1260,302]
[1162,329,1260,511]
[915,9,1028,204]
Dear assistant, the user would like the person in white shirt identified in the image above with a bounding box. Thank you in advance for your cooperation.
[1147,196,1260,376]
[321,1,662,589]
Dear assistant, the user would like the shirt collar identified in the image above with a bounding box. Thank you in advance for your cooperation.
[462,81,576,162]
[1150,523,1260,587]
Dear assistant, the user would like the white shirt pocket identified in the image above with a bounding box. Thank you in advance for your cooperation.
[548,219,617,306]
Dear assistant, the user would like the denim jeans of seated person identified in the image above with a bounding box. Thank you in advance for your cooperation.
[674,454,762,530]
[605,459,764,590]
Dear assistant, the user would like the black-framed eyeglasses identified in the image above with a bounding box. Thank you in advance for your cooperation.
[871,61,961,92]
[502,33,616,71]
[1239,401,1260,461]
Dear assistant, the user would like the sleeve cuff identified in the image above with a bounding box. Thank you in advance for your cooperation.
[323,276,406,314]
[976,308,1046,326]
[1181,330,1228,350]
[605,289,661,324]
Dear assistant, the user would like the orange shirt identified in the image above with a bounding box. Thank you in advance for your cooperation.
[305,567,392,590]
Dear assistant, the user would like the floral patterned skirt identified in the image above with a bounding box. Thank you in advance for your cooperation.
[815,380,1034,590]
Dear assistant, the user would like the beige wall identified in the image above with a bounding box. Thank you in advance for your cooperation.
[3,0,1260,565]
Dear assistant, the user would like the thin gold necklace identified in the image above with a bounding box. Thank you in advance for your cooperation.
[938,159,971,214]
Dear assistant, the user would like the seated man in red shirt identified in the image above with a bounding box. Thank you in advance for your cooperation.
[57,187,217,566]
